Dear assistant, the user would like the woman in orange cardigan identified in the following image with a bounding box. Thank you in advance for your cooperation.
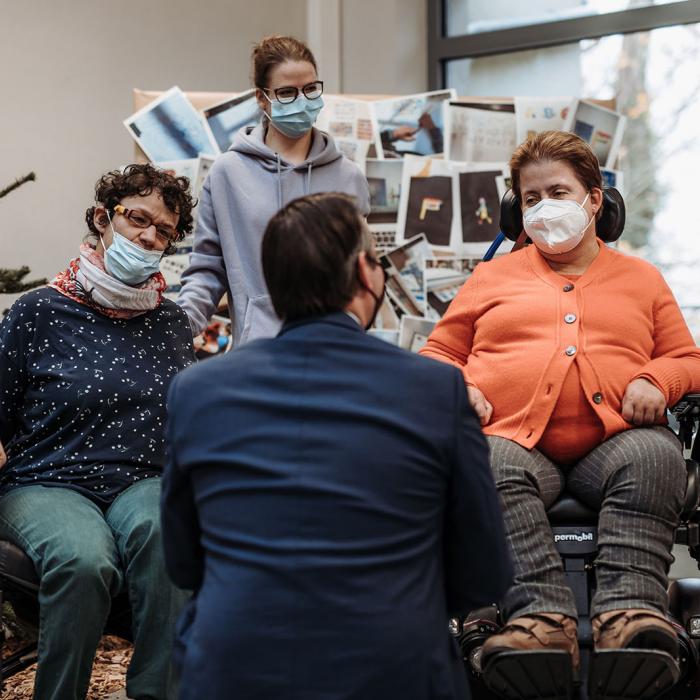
[421,131,700,674]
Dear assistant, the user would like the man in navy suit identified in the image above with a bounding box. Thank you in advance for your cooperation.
[161,192,512,700]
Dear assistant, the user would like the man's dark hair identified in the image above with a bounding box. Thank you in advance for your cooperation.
[85,163,196,255]
[262,192,371,322]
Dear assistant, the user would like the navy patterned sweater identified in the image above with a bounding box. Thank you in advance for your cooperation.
[0,287,194,505]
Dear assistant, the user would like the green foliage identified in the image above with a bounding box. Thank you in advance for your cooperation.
[0,172,46,295]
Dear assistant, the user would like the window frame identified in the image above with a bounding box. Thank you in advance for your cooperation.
[428,0,700,89]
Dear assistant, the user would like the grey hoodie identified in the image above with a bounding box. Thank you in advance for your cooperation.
[177,123,370,345]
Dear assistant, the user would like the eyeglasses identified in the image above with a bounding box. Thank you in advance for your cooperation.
[262,80,324,104]
[113,204,179,245]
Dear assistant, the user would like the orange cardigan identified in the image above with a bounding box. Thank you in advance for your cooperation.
[420,241,700,451]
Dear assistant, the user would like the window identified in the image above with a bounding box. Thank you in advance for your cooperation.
[445,0,693,37]
[429,0,700,338]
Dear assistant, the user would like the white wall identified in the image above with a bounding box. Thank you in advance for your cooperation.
[0,0,307,288]
[0,0,428,308]
[341,0,427,95]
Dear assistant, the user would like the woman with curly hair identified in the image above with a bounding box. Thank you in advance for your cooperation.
[0,163,195,700]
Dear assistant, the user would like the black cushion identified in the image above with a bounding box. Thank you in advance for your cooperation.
[547,495,598,525]
[0,540,39,590]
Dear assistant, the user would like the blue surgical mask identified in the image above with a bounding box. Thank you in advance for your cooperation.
[266,95,324,139]
[103,214,163,286]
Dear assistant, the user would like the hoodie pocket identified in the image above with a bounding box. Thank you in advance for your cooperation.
[239,294,279,345]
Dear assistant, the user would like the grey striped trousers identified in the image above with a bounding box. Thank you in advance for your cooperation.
[487,427,687,621]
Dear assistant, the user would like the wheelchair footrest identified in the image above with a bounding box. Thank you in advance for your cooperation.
[482,650,576,700]
[589,649,679,700]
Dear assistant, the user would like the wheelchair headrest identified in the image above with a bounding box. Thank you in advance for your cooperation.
[499,187,626,244]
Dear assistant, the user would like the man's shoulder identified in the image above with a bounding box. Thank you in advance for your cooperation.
[171,337,273,389]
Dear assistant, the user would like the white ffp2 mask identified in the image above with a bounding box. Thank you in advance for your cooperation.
[523,194,593,254]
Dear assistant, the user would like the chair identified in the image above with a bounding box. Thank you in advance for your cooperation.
[0,540,132,689]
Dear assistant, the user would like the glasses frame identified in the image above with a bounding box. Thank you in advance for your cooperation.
[261,80,324,105]
[113,204,179,246]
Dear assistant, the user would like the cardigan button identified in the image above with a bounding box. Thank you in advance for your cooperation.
[565,345,577,356]
[563,284,574,292]
[564,313,577,324]
[592,392,603,404]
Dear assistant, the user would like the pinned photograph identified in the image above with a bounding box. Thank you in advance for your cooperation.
[124,86,220,162]
[193,155,216,201]
[194,315,232,360]
[154,159,199,185]
[316,96,379,162]
[382,235,432,312]
[601,167,624,194]
[514,97,573,143]
[372,296,401,331]
[423,257,480,320]
[397,156,456,249]
[562,99,626,168]
[495,174,513,200]
[457,167,505,245]
[373,89,455,158]
[445,101,517,163]
[160,253,190,299]
[398,316,436,353]
[384,266,423,318]
[202,90,261,153]
[335,138,371,170]
[366,159,403,225]
[368,329,400,345]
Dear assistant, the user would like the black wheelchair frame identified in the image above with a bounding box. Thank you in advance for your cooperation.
[452,394,700,700]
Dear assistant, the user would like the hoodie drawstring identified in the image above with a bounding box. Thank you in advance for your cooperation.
[276,153,282,210]
[275,154,313,210]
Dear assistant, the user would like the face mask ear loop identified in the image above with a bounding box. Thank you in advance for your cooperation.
[580,192,594,234]
[97,207,114,254]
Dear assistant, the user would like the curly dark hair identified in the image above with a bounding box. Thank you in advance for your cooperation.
[85,163,196,255]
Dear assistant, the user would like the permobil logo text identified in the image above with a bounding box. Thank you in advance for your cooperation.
[554,532,594,543]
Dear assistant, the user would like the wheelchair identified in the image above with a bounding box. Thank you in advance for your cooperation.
[451,189,700,700]
[451,394,700,700]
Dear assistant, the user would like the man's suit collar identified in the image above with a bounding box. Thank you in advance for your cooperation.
[278,311,364,337]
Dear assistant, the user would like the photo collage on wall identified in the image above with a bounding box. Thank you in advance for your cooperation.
[123,89,626,353]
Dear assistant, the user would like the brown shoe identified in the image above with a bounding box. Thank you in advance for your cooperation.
[592,609,678,657]
[482,613,580,670]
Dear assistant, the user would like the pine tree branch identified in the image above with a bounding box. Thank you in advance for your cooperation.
[0,172,36,200]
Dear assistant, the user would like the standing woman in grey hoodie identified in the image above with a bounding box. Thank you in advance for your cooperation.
[177,35,371,345]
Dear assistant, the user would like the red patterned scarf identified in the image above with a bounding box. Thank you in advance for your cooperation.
[49,244,166,320]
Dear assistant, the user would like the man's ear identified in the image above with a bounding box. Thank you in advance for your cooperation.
[355,251,373,292]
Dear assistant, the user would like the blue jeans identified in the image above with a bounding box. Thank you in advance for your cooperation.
[0,479,187,700]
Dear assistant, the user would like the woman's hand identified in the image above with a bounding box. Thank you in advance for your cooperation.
[466,383,493,426]
[621,378,667,425]
[0,441,6,469]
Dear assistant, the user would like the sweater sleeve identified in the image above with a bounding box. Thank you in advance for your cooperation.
[419,271,480,386]
[632,272,700,406]
[443,371,512,615]
[0,297,32,447]
[177,178,229,338]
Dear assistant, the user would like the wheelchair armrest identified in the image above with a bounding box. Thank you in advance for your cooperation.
[671,394,700,459]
